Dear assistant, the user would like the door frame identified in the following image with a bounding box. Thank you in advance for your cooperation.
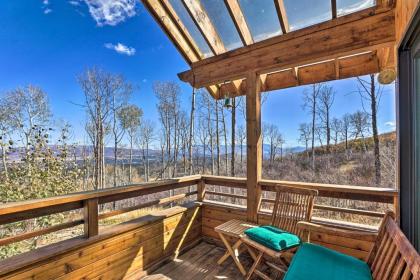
[398,8,420,251]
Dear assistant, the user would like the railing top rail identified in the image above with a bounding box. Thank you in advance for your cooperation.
[259,179,398,196]
[0,175,201,217]
[201,175,397,196]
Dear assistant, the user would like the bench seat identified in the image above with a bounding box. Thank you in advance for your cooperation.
[284,242,372,280]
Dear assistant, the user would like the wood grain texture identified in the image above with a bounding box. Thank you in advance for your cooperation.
[224,0,253,45]
[0,203,202,279]
[178,7,395,87]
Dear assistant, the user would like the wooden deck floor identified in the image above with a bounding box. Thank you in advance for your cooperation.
[142,242,252,280]
[142,242,284,280]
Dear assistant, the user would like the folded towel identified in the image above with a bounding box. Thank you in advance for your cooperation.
[244,225,301,251]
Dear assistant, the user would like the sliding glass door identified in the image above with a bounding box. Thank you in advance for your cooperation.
[399,12,420,251]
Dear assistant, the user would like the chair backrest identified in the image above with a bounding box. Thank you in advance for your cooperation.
[367,212,420,280]
[269,185,318,237]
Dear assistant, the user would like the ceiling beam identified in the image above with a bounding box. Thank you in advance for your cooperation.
[159,0,204,60]
[274,0,290,34]
[182,0,226,55]
[224,0,254,45]
[142,0,199,64]
[331,0,337,19]
[178,7,395,88]
[211,51,381,99]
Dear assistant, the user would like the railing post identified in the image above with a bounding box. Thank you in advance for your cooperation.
[197,179,206,202]
[83,198,98,238]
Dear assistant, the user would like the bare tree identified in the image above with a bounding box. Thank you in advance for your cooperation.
[342,113,352,158]
[137,120,154,182]
[237,124,246,166]
[153,81,180,178]
[350,110,370,152]
[317,85,335,153]
[330,117,343,145]
[79,68,129,189]
[188,88,197,175]
[0,99,15,179]
[119,104,143,183]
[303,83,323,169]
[230,97,237,176]
[298,123,311,160]
[357,74,382,185]
[7,85,51,152]
[110,84,131,187]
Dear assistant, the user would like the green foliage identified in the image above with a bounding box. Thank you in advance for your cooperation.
[0,125,83,259]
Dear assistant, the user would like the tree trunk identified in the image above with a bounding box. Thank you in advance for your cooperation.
[1,145,8,180]
[215,100,220,175]
[129,136,133,182]
[370,74,381,185]
[188,88,195,175]
[231,98,236,176]
[221,106,228,175]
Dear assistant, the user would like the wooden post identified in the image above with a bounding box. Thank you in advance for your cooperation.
[197,179,206,202]
[246,71,262,222]
[83,198,98,238]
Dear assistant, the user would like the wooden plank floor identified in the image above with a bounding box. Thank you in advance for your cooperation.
[142,242,254,280]
[142,241,285,280]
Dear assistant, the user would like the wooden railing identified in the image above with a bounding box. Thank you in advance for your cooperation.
[0,175,201,248]
[0,174,398,254]
[201,175,398,230]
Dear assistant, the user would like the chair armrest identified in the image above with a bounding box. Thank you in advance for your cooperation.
[297,221,377,242]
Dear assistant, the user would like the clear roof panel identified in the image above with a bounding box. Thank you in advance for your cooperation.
[283,0,332,31]
[238,0,282,43]
[337,0,376,17]
[168,0,213,58]
[200,0,243,51]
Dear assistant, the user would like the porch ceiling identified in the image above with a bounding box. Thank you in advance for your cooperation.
[142,0,397,99]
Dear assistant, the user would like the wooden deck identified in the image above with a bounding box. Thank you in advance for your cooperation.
[142,242,267,280]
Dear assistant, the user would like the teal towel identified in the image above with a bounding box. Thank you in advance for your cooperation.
[244,225,301,251]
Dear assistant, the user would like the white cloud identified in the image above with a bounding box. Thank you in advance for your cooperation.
[43,0,49,4]
[142,79,147,83]
[82,0,137,26]
[385,121,396,128]
[337,0,375,16]
[44,8,53,14]
[104,43,136,56]
[69,0,80,6]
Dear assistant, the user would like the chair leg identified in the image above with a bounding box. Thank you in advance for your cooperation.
[246,251,264,280]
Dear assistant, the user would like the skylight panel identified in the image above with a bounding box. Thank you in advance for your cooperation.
[283,0,331,31]
[238,0,282,43]
[200,0,243,51]
[337,0,376,17]
[168,0,213,58]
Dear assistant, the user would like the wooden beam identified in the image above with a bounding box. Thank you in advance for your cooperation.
[178,7,395,88]
[331,0,337,19]
[142,0,200,64]
[159,0,204,59]
[274,0,290,33]
[182,0,226,55]
[246,71,262,222]
[224,0,254,45]
[208,51,380,99]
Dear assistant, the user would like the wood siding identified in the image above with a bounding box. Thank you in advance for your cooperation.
[0,203,202,280]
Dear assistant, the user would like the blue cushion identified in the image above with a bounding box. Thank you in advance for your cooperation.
[284,243,372,280]
[244,225,301,252]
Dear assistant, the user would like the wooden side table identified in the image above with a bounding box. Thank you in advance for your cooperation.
[214,219,258,276]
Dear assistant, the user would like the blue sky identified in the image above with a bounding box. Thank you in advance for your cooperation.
[0,0,395,148]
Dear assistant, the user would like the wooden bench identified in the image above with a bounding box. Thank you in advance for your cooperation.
[284,212,420,279]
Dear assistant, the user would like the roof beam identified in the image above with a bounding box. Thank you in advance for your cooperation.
[212,51,380,99]
[159,0,204,60]
[224,0,254,45]
[142,0,200,64]
[331,0,337,19]
[182,0,226,55]
[274,0,290,34]
[178,7,395,88]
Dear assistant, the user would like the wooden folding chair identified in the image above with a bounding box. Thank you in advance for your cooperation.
[241,185,318,280]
